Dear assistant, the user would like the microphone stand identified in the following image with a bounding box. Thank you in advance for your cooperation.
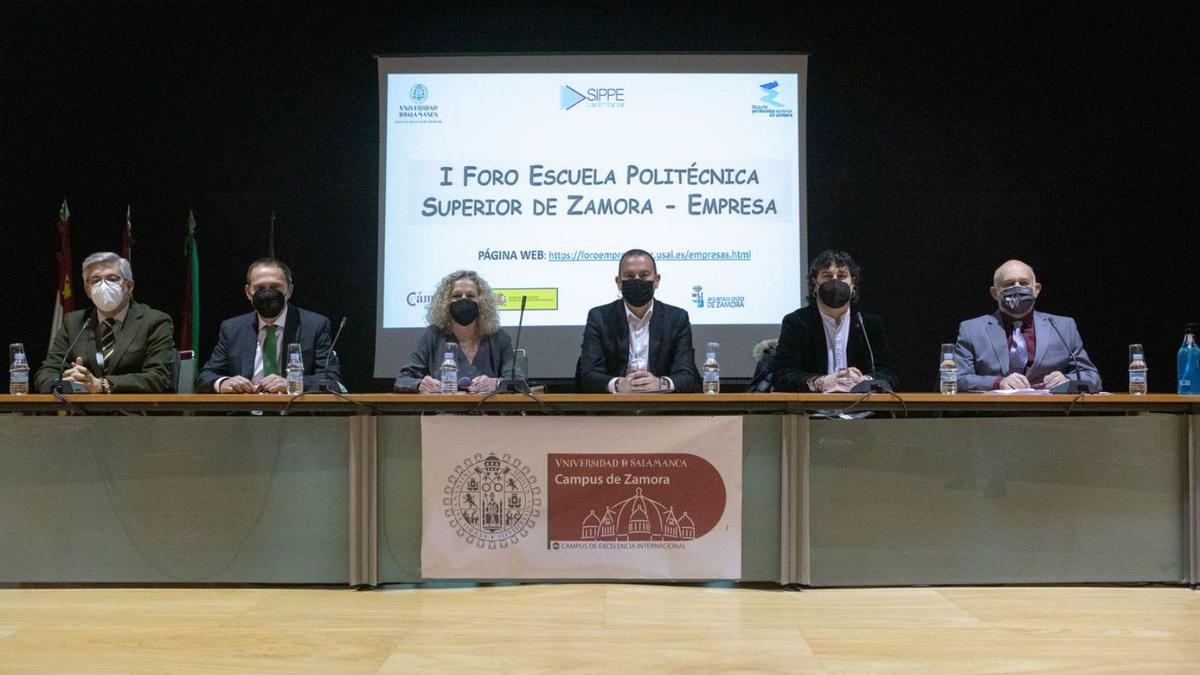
[1047,316,1095,394]
[509,296,529,393]
[51,316,93,394]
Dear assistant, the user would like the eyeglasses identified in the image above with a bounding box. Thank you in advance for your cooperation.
[87,275,124,285]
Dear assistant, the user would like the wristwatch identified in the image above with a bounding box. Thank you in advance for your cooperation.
[99,378,113,394]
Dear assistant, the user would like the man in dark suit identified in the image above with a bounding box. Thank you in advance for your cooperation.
[198,258,342,393]
[771,250,899,392]
[576,249,700,393]
[36,252,175,393]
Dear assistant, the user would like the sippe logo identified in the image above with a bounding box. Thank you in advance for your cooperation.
[692,285,705,308]
[561,84,625,110]
[758,81,783,107]
[561,85,586,110]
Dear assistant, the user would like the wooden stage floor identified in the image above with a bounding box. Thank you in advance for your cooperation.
[0,584,1197,672]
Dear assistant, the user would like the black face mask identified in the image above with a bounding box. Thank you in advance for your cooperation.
[621,278,655,308]
[449,298,480,326]
[252,287,286,319]
[816,279,852,309]
[998,285,1036,317]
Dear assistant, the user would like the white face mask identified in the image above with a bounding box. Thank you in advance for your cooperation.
[91,280,125,312]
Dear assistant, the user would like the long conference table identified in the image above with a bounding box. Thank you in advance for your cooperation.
[0,393,1196,588]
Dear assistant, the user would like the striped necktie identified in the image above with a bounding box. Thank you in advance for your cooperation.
[100,318,117,367]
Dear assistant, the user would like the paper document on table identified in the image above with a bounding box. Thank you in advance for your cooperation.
[973,388,1052,395]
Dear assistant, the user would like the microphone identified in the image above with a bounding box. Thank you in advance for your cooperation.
[51,316,92,394]
[509,295,529,393]
[858,311,876,374]
[1047,316,1096,393]
[850,311,892,393]
[317,316,346,392]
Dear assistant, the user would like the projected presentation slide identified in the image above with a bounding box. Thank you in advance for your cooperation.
[376,55,807,377]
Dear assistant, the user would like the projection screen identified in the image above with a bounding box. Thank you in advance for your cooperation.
[376,53,807,379]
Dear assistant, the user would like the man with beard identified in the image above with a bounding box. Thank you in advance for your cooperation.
[771,249,899,392]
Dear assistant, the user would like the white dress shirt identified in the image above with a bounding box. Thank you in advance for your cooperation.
[820,309,851,375]
[214,306,288,391]
[99,304,131,329]
[608,301,674,393]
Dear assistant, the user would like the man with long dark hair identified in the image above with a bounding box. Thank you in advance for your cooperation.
[771,249,899,392]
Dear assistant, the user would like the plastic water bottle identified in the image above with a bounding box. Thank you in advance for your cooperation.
[939,342,957,395]
[702,341,720,394]
[1178,325,1200,395]
[1128,343,1147,395]
[9,343,29,395]
[286,343,304,395]
[440,342,458,394]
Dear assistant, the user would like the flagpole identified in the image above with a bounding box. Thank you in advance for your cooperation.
[268,208,276,258]
[50,200,74,344]
[187,211,200,354]
[121,204,134,261]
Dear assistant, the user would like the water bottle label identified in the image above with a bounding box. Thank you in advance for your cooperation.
[1129,373,1146,383]
[1132,354,1144,361]
[11,372,28,382]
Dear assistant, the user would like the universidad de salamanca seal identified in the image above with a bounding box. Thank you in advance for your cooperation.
[444,452,541,549]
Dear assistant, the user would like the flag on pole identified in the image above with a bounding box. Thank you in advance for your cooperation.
[178,211,200,354]
[50,200,75,343]
[120,204,134,261]
[267,208,276,258]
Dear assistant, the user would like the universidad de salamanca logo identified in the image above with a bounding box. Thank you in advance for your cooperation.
[397,83,440,122]
[443,452,540,549]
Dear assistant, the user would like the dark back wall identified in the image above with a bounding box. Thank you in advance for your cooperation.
[3,2,1196,392]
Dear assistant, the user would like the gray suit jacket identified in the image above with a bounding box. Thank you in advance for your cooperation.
[954,310,1102,391]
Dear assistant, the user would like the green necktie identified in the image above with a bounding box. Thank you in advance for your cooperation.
[262,325,279,377]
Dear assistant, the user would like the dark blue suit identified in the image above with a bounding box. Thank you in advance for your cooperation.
[197,306,341,392]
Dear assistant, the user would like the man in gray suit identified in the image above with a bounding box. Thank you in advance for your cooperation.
[954,259,1101,391]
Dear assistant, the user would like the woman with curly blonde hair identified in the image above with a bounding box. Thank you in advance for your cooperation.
[394,270,514,393]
